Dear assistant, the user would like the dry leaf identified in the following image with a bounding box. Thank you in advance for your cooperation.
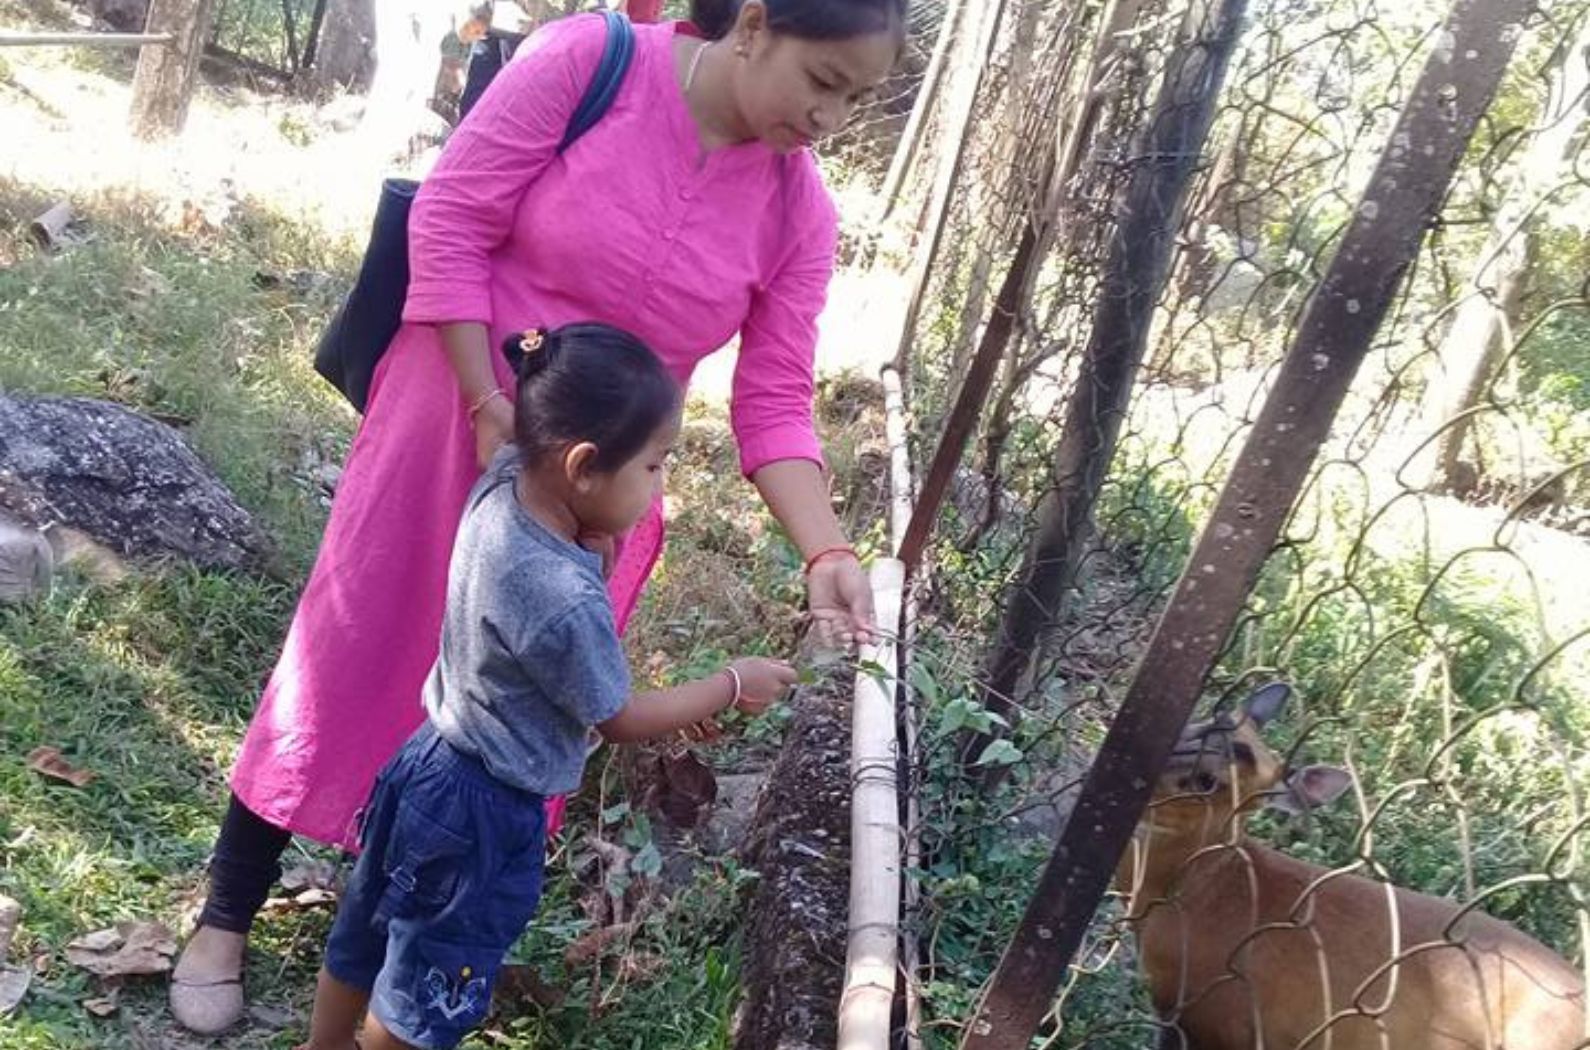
[616,951,667,984]
[0,967,29,1015]
[83,989,119,1017]
[25,746,94,788]
[650,750,719,828]
[64,921,176,977]
[563,922,635,968]
[494,964,566,1009]
[68,928,121,953]
[262,887,338,913]
[0,895,20,959]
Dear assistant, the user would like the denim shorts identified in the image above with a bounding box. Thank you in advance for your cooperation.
[324,723,546,1050]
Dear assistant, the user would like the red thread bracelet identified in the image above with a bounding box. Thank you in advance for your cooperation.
[803,544,858,576]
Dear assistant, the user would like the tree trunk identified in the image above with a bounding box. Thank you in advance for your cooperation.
[1421,12,1590,491]
[311,0,376,91]
[1169,130,1243,305]
[1428,235,1534,491]
[894,0,1147,571]
[129,0,216,139]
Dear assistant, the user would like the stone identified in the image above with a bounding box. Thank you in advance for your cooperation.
[0,395,272,575]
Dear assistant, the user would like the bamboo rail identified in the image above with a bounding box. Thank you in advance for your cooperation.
[837,557,906,1049]
[0,31,173,48]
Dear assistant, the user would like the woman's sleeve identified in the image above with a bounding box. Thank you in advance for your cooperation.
[729,182,839,478]
[402,15,609,325]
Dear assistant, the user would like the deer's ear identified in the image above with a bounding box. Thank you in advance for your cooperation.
[1269,764,1352,815]
[1243,682,1292,727]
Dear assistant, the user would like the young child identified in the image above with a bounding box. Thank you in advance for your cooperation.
[301,323,798,1050]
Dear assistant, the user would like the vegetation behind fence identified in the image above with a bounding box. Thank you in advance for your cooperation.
[866,0,1590,1043]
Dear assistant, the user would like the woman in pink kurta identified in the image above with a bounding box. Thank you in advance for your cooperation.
[170,0,906,1034]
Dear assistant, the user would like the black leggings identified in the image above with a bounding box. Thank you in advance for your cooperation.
[197,793,293,935]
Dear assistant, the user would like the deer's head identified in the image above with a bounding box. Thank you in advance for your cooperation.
[1147,682,1353,844]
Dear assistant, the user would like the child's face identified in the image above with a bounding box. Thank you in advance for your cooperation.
[572,416,679,537]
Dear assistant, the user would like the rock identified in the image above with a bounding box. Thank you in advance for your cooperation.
[0,512,53,602]
[0,395,272,575]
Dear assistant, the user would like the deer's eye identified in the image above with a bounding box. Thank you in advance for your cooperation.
[1191,772,1219,793]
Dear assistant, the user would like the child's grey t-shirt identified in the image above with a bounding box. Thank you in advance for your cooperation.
[423,456,629,795]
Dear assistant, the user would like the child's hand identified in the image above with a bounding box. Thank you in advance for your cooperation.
[729,657,798,716]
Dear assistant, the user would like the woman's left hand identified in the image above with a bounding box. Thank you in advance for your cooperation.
[807,552,876,650]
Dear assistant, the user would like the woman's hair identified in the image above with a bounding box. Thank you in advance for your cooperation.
[504,323,680,472]
[691,0,907,43]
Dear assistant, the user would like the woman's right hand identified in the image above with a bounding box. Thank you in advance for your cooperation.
[729,657,798,717]
[472,394,515,469]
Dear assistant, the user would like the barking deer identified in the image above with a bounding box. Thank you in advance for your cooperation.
[1115,683,1585,1049]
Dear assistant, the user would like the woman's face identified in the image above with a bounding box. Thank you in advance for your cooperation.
[729,8,901,153]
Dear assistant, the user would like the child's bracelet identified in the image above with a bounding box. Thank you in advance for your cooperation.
[721,665,743,712]
[466,387,507,421]
[803,544,858,576]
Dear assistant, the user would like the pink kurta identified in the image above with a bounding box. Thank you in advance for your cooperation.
[231,15,837,850]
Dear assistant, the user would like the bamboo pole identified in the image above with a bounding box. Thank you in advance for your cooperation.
[883,366,915,552]
[837,557,906,1050]
[882,364,923,1050]
[0,32,173,47]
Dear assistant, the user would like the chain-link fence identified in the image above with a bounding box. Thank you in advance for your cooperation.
[871,0,1590,1044]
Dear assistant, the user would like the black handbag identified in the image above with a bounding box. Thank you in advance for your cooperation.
[314,11,636,413]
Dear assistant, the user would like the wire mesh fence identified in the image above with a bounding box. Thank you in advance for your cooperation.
[874,0,1590,1044]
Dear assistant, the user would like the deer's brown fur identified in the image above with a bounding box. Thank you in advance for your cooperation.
[1115,684,1585,1049]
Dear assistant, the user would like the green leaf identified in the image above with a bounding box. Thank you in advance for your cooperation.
[975,739,1024,767]
[910,664,942,705]
[632,841,663,879]
[601,802,631,826]
[938,697,971,734]
[856,659,894,686]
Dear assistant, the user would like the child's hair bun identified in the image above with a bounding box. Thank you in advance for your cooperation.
[504,327,557,380]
